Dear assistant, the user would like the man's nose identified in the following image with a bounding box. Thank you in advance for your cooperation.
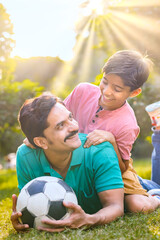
[68,119,79,131]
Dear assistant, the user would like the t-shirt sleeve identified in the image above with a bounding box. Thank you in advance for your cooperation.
[16,148,33,191]
[116,127,140,161]
[91,142,124,193]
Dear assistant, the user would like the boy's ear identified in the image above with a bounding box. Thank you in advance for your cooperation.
[129,88,142,98]
[33,137,48,150]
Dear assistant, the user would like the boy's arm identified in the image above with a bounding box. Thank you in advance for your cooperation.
[84,130,129,173]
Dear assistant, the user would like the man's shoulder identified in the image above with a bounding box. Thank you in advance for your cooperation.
[17,144,39,157]
[78,133,115,154]
[78,133,87,144]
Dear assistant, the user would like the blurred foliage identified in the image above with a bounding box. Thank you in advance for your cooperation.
[0,80,44,155]
[13,56,64,89]
[0,4,15,61]
[0,4,45,156]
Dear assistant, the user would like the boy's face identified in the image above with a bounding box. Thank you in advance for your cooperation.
[99,73,132,111]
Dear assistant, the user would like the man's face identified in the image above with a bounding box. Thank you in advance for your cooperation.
[43,103,81,153]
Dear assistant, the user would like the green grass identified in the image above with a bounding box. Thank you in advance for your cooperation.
[0,160,160,240]
[133,158,152,180]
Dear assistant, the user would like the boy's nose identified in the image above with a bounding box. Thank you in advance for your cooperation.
[103,85,112,96]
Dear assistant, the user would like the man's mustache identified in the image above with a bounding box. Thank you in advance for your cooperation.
[64,130,79,142]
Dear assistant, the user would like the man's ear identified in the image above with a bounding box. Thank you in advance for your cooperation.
[33,137,48,150]
[129,88,142,98]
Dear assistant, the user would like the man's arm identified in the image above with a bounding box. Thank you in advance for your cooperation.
[36,188,124,232]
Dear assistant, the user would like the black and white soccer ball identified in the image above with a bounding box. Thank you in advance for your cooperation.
[16,176,78,229]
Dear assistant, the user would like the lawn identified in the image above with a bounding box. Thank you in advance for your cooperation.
[0,159,160,240]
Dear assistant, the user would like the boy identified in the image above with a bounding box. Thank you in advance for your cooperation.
[64,50,159,212]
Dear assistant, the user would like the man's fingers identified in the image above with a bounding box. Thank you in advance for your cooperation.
[12,194,17,211]
[11,212,22,221]
[16,223,29,231]
[63,201,79,210]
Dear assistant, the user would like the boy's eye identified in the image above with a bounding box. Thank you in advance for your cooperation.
[102,79,108,85]
[115,87,122,92]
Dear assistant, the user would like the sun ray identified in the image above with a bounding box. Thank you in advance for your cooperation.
[52,16,94,96]
[52,0,160,97]
[76,18,96,82]
[106,17,135,49]
[115,0,160,7]
[110,9,160,36]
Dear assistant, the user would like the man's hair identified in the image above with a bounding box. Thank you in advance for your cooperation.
[102,50,153,91]
[18,92,63,148]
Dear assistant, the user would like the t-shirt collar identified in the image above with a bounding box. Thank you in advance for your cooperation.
[69,144,84,167]
[39,147,83,176]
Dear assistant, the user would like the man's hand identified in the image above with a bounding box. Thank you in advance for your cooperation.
[84,130,115,148]
[10,194,29,232]
[37,201,91,232]
[23,138,35,149]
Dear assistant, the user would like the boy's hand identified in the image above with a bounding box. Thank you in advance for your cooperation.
[23,138,35,149]
[84,130,115,148]
[11,194,29,232]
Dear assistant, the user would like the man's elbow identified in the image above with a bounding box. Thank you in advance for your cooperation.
[114,203,124,218]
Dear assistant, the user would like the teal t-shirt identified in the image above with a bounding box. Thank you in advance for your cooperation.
[16,133,123,214]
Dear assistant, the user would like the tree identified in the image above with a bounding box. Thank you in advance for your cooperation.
[0,4,15,83]
[0,80,44,155]
[0,3,14,59]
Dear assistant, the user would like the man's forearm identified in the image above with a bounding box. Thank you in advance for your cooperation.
[84,204,124,227]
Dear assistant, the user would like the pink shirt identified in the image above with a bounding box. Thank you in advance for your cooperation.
[64,83,140,160]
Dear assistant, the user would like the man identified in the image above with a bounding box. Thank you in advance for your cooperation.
[11,93,124,232]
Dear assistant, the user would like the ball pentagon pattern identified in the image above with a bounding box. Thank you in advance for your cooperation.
[16,176,78,229]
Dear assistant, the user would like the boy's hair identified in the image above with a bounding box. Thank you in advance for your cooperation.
[18,92,63,148]
[102,50,153,91]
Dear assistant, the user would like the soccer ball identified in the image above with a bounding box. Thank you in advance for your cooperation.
[16,176,78,229]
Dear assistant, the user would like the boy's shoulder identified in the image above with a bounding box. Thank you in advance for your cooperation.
[75,82,99,93]
[118,101,136,119]
[112,102,138,129]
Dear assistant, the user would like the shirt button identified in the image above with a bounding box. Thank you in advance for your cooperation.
[95,115,98,117]
[92,120,95,123]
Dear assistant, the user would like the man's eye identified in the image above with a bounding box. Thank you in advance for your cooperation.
[57,122,64,129]
[69,114,73,120]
